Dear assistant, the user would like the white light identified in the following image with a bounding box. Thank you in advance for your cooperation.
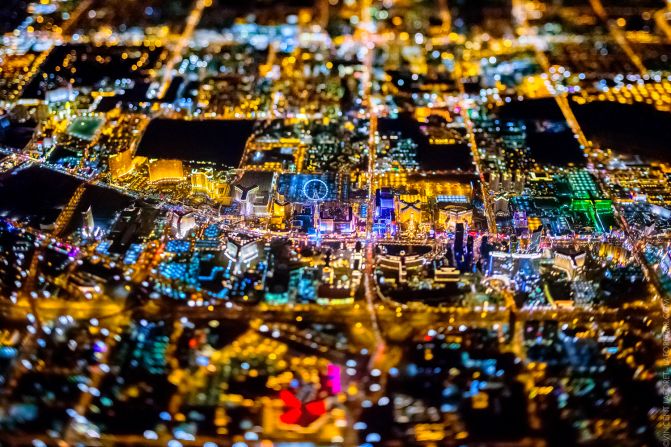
[366,433,382,442]
[144,430,159,440]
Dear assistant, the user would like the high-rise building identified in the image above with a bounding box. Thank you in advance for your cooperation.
[148,159,185,185]
[82,206,95,235]
[109,150,135,179]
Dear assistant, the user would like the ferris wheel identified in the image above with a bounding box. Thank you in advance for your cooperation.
[302,178,329,202]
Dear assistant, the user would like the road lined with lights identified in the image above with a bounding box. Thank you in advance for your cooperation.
[157,0,210,99]
[358,0,386,376]
[454,59,497,235]
[654,5,671,42]
[588,0,648,76]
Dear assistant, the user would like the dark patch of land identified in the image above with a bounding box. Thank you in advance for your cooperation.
[0,0,29,34]
[136,118,256,167]
[22,44,162,99]
[0,166,82,229]
[379,114,474,171]
[499,98,585,166]
[572,101,671,163]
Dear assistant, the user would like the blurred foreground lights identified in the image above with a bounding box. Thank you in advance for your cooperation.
[366,433,382,443]
[353,422,367,430]
[143,430,159,440]
[175,430,195,441]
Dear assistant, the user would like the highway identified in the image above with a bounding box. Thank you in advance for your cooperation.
[654,5,671,42]
[355,0,386,374]
[438,0,451,33]
[60,0,96,37]
[588,0,648,76]
[157,0,210,99]
[454,58,498,234]
[528,42,592,151]
[2,294,654,337]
